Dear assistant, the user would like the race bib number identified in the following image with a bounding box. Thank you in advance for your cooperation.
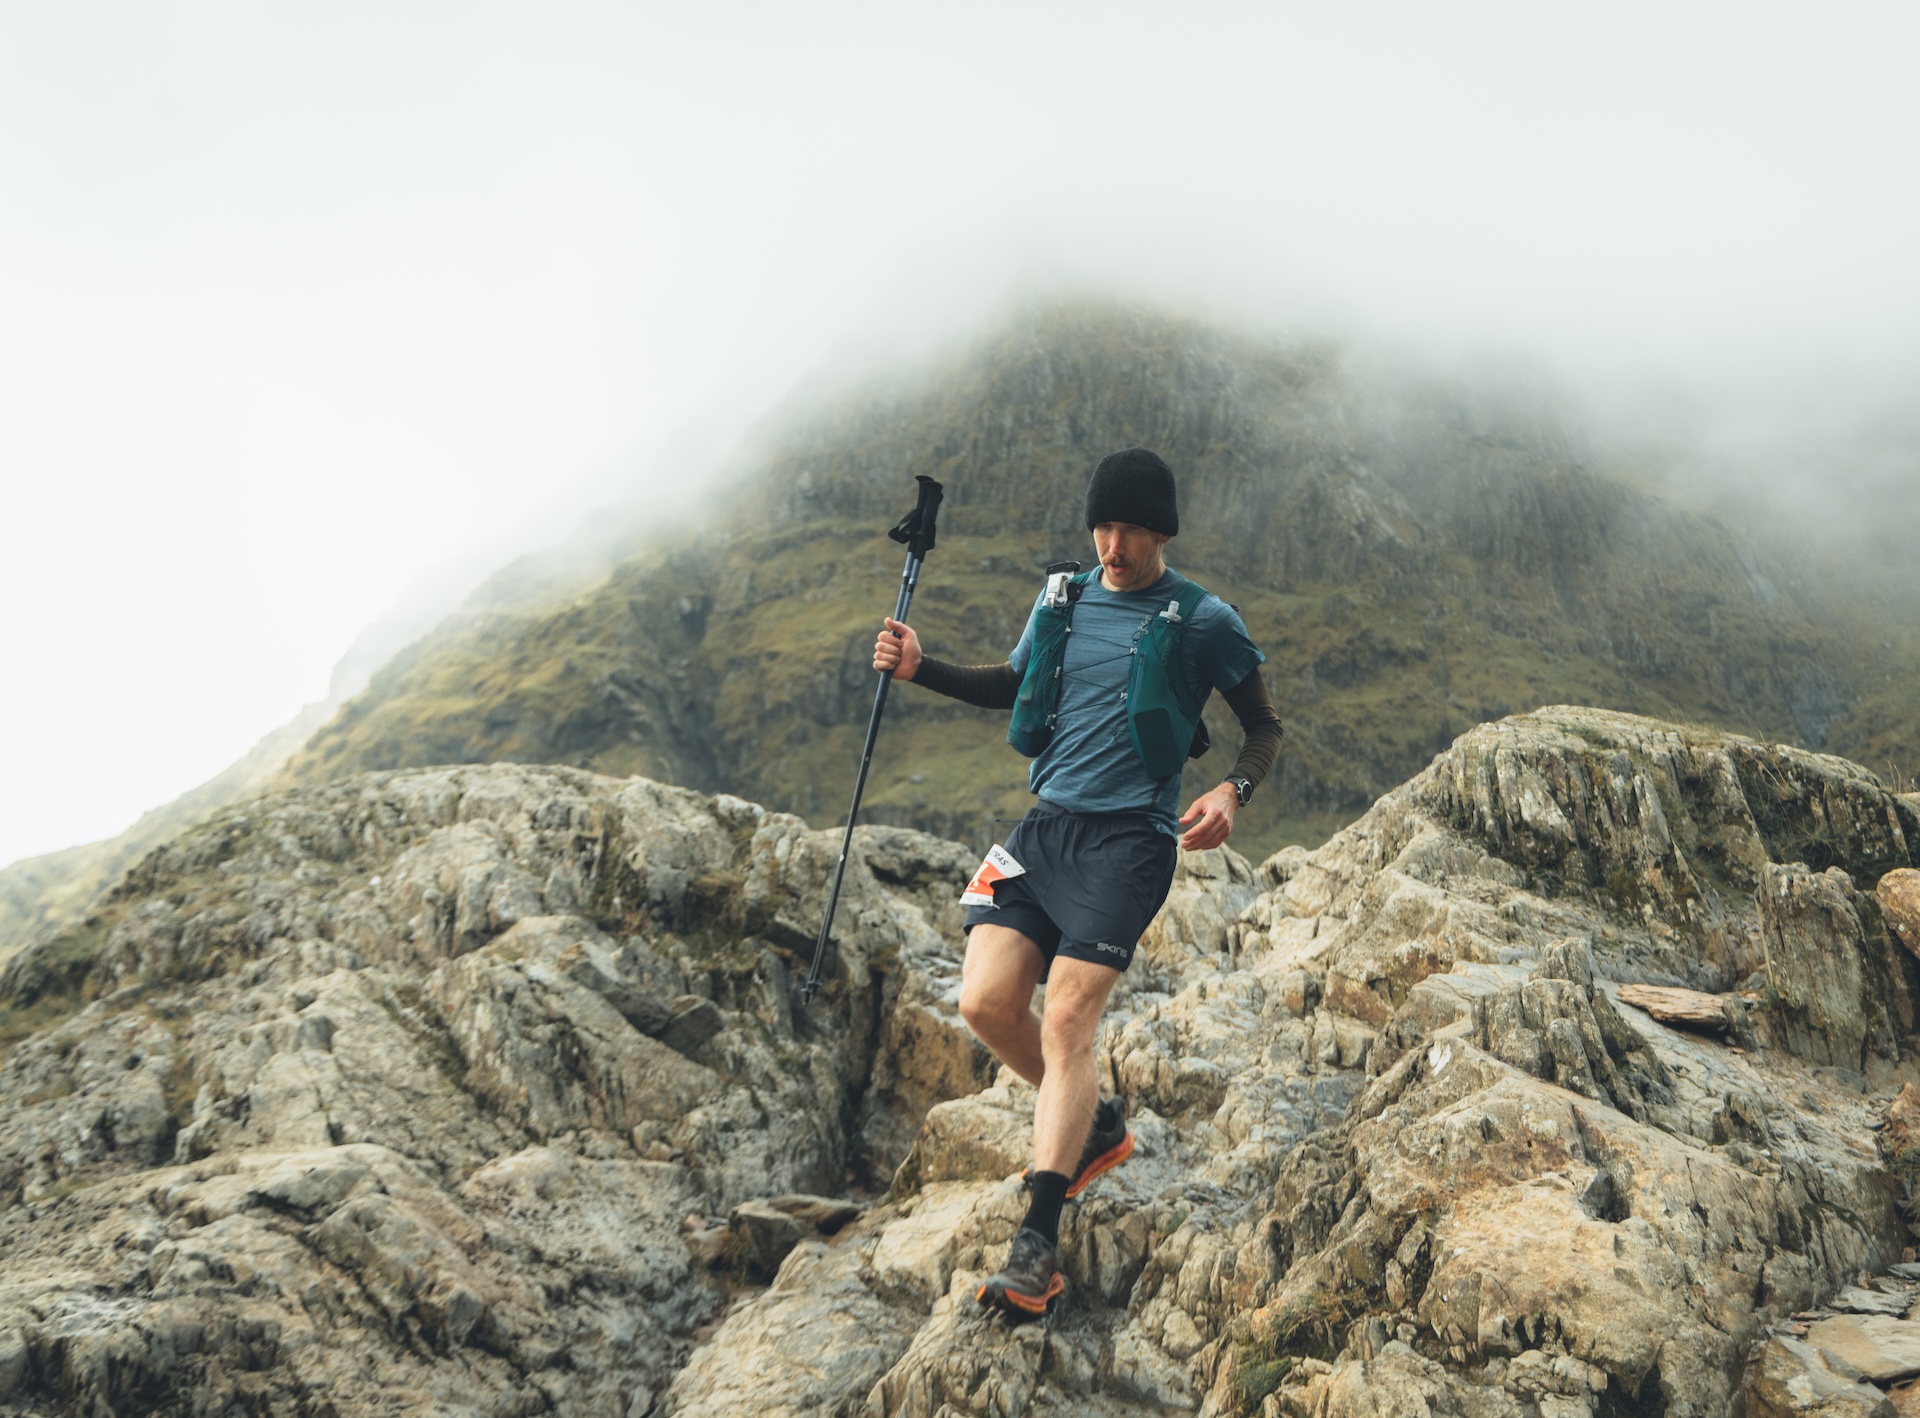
[961,844,1026,906]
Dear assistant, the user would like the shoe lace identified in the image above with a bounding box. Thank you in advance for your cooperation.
[1007,1228,1054,1270]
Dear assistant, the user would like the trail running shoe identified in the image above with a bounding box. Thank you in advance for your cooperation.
[1025,1096,1133,1199]
[978,1227,1065,1318]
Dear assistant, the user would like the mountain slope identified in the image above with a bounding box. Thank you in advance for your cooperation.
[0,520,650,958]
[0,700,337,958]
[272,300,1920,861]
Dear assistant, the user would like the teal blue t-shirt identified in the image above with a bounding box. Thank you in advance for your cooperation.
[1007,567,1264,834]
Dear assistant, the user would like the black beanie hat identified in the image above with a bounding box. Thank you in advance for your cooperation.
[1084,447,1179,535]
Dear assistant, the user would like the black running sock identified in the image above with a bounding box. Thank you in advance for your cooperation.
[1022,1170,1070,1245]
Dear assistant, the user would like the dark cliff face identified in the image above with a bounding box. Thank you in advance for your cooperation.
[271,300,1918,858]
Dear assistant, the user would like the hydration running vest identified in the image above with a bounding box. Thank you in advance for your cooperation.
[1007,570,1213,778]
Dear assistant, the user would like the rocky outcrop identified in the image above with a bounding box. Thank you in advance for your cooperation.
[3,707,1919,1415]
[0,764,985,1414]
[668,707,1919,1417]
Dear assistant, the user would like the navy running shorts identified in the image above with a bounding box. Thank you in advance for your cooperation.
[962,799,1178,974]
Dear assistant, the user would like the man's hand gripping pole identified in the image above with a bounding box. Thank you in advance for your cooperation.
[801,475,943,1005]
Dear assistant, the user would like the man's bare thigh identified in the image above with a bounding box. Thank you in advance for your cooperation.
[963,923,1047,1011]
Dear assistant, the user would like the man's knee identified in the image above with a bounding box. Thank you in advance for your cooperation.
[960,927,1043,1033]
[1039,1004,1101,1059]
[959,977,1027,1038]
[1039,966,1119,1056]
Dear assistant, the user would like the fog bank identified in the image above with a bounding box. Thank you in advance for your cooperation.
[3,0,1916,867]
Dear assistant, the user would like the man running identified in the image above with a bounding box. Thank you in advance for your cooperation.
[871,446,1283,1320]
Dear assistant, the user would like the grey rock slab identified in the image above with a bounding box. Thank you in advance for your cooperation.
[0,1326,26,1404]
[669,1241,921,1418]
[1399,961,1529,1034]
[868,1182,988,1306]
[758,1193,865,1233]
[1808,1315,1920,1383]
[1760,863,1877,1067]
[898,1088,1033,1191]
[241,1144,381,1220]
[1747,1335,1896,1418]
[657,994,724,1057]
[1308,1342,1531,1417]
[1834,1287,1915,1316]
[864,1270,1051,1418]
[728,1198,807,1278]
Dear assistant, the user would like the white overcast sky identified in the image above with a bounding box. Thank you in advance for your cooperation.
[3,1,1918,869]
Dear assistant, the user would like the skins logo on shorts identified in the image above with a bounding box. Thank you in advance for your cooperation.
[1092,941,1127,957]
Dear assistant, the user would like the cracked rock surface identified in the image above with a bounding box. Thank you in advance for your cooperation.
[3,707,1920,1416]
[0,765,985,1415]
[671,707,1920,1418]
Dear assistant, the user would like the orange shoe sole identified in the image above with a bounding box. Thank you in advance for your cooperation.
[1064,1131,1133,1199]
[978,1270,1066,1316]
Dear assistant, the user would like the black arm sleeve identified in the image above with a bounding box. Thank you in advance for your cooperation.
[1220,670,1284,788]
[911,657,1021,710]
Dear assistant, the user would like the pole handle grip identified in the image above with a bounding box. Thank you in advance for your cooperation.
[888,476,943,558]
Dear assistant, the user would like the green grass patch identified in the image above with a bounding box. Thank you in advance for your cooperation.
[1230,1349,1295,1413]
[240,338,1920,882]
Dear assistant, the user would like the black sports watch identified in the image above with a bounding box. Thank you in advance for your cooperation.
[1225,774,1254,806]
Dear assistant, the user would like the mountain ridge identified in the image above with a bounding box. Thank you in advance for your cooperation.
[5,297,1913,954]
[270,298,1920,857]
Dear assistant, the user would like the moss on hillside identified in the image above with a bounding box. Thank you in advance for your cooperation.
[258,303,1920,866]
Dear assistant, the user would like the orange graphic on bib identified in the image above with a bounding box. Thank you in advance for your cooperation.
[961,844,1026,907]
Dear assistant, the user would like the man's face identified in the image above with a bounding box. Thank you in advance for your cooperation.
[1093,522,1172,592]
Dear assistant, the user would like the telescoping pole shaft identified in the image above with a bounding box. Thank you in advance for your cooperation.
[801,476,942,1004]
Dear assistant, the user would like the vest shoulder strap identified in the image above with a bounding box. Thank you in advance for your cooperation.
[1158,577,1209,626]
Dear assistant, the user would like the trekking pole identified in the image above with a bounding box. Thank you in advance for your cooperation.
[800,475,944,1004]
